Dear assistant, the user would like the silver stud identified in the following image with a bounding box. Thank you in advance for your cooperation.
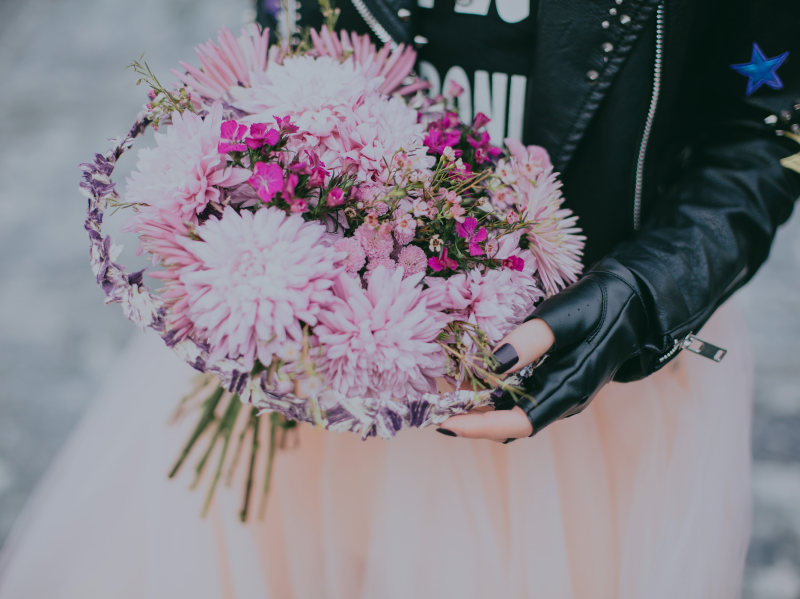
[620,14,631,24]
[615,0,623,4]
[602,42,614,53]
[609,7,618,15]
[413,35,429,46]
[586,69,600,82]
[396,8,411,20]
[792,123,800,133]
[455,0,472,5]
[601,20,611,29]
[764,114,779,125]
[781,110,792,121]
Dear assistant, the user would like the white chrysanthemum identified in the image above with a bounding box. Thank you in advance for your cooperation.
[232,55,381,138]
[175,206,344,370]
[328,94,435,182]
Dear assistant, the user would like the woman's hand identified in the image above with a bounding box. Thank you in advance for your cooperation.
[436,319,554,442]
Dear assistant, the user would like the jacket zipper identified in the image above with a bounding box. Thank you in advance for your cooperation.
[658,332,727,365]
[633,1,665,231]
[350,0,397,46]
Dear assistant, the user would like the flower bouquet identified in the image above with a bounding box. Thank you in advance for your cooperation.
[80,20,584,518]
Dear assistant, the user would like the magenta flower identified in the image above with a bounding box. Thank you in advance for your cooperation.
[428,247,458,272]
[218,120,248,153]
[326,187,345,207]
[466,131,502,164]
[245,123,281,149]
[274,114,299,134]
[455,217,488,256]
[472,112,491,130]
[502,255,525,271]
[248,162,284,203]
[305,150,329,187]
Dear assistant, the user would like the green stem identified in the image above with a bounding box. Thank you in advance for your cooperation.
[258,415,280,519]
[239,409,260,522]
[200,396,242,516]
[192,393,239,487]
[168,386,224,479]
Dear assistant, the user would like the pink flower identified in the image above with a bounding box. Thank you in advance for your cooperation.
[218,120,248,153]
[126,102,250,253]
[428,247,458,272]
[397,245,427,276]
[425,268,543,345]
[366,256,396,273]
[305,150,329,187]
[173,206,344,369]
[472,112,491,130]
[455,217,488,256]
[393,213,416,245]
[334,237,366,273]
[448,203,466,222]
[355,223,394,260]
[245,123,280,149]
[326,187,345,207]
[248,162,284,203]
[290,199,308,213]
[178,25,273,102]
[315,268,450,399]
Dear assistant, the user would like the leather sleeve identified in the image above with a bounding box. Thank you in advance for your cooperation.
[608,0,800,380]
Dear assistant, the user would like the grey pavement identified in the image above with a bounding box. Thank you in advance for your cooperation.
[0,1,799,597]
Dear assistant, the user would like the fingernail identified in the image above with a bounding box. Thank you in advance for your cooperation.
[436,427,458,437]
[491,389,515,411]
[503,438,515,445]
[492,343,519,374]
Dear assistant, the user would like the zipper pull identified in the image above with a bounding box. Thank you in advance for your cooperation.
[681,334,727,362]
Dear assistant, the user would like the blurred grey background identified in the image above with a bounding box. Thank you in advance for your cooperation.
[0,0,798,596]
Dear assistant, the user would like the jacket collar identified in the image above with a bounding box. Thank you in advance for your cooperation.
[528,0,663,171]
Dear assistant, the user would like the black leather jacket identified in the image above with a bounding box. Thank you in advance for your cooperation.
[259,0,800,432]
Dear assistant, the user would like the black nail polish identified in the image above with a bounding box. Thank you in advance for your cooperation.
[503,438,515,445]
[492,343,519,374]
[436,427,458,437]
[491,389,515,411]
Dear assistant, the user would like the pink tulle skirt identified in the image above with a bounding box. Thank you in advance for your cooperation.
[0,303,753,598]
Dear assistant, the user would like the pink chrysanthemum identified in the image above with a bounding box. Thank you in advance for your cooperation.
[126,103,250,255]
[397,245,427,276]
[425,267,543,344]
[355,223,394,260]
[334,237,367,274]
[171,206,343,369]
[315,268,450,399]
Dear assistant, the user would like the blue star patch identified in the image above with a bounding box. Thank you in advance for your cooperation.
[730,43,789,96]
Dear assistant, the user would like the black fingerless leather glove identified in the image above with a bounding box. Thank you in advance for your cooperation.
[504,258,650,434]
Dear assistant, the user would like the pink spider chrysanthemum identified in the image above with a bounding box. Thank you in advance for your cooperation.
[176,24,277,102]
[425,267,543,345]
[170,206,344,370]
[309,27,426,96]
[126,103,250,256]
[497,138,585,296]
[315,268,451,399]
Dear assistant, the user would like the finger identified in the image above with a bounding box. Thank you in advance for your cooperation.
[437,406,532,441]
[492,318,555,375]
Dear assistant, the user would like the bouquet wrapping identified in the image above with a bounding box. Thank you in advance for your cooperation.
[81,24,584,439]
